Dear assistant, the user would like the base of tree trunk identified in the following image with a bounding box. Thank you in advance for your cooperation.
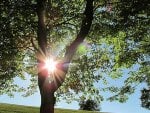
[40,92,55,113]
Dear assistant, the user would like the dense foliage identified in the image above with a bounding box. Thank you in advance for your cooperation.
[0,0,149,110]
[79,99,100,111]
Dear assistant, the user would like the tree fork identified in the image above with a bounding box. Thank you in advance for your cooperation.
[36,0,94,113]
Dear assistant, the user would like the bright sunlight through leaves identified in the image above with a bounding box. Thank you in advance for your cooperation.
[45,58,57,72]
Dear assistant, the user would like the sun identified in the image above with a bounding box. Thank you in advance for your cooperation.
[45,58,57,72]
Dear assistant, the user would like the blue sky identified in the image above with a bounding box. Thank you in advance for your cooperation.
[0,80,149,113]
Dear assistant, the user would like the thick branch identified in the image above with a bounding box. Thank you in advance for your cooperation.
[37,0,47,55]
[64,0,94,64]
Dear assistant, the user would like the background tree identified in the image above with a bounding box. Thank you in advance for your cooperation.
[79,99,100,111]
[0,0,149,112]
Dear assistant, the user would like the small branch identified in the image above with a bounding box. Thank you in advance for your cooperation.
[53,14,79,27]
[31,37,39,52]
[46,14,80,30]
[93,1,128,12]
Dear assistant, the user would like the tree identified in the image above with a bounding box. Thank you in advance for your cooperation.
[141,88,150,109]
[0,0,149,113]
[36,0,93,112]
[79,99,100,111]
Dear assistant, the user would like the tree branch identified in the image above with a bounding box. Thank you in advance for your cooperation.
[37,0,47,55]
[53,14,79,27]
[64,0,94,66]
[31,37,39,52]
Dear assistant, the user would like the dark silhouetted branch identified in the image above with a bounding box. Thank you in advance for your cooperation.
[64,0,94,65]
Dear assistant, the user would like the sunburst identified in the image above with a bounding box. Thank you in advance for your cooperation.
[44,58,57,73]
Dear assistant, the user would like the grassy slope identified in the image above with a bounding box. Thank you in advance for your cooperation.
[0,103,104,113]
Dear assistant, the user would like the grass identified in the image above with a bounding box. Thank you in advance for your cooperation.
[0,103,105,113]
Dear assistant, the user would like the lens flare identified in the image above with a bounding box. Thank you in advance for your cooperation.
[45,58,57,72]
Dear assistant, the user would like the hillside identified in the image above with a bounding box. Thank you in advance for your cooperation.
[0,103,104,113]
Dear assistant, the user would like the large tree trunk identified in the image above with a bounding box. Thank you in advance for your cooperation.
[39,83,55,113]
[36,0,56,112]
[38,63,55,113]
[38,62,66,113]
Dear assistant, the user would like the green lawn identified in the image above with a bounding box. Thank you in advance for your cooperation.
[0,103,105,113]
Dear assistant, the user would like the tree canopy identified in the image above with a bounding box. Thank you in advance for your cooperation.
[0,0,149,110]
[79,99,100,111]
